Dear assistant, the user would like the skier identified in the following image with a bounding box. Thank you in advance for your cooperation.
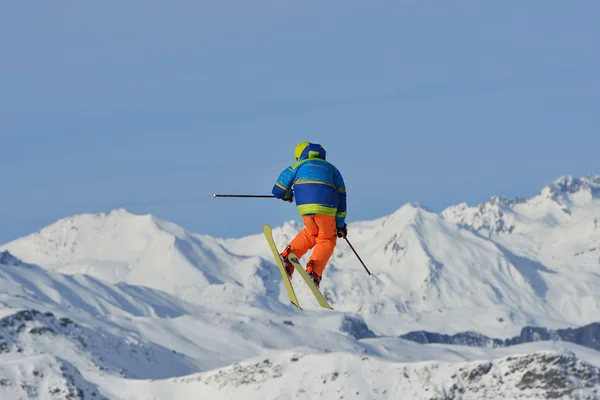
[271,142,347,288]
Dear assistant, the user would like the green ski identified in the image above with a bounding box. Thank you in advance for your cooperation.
[288,253,334,310]
[263,225,301,310]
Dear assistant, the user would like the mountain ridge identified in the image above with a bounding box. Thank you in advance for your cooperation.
[441,175,600,236]
[3,175,600,337]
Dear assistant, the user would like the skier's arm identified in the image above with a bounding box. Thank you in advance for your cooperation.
[334,169,347,228]
[272,167,295,200]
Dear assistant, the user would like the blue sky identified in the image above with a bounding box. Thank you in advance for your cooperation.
[1,1,599,242]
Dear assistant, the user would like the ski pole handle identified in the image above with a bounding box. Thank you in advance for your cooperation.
[211,194,276,199]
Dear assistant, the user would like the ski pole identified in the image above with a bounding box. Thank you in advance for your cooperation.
[344,237,374,278]
[211,194,276,199]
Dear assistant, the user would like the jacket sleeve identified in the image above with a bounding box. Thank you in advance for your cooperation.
[334,168,347,228]
[272,166,295,199]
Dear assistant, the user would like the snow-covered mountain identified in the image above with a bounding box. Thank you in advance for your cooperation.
[442,176,600,274]
[442,175,600,236]
[1,175,600,399]
[0,209,289,310]
[220,176,600,337]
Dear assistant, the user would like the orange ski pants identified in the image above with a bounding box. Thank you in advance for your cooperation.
[287,214,337,277]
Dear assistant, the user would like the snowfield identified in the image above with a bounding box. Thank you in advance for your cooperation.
[1,175,600,399]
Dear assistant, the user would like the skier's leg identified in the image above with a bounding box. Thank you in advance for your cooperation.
[307,214,337,277]
[285,215,318,259]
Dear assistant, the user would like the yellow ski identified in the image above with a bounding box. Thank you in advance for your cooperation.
[263,225,301,310]
[288,253,334,310]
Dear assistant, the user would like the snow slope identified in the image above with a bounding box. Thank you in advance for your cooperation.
[1,175,600,399]
[103,346,600,400]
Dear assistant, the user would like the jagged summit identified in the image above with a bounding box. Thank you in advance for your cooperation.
[547,175,600,196]
[441,175,600,235]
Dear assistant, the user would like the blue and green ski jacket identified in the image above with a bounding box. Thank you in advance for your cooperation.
[272,143,347,228]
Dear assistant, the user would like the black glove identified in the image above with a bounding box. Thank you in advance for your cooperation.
[282,193,294,203]
[337,224,348,238]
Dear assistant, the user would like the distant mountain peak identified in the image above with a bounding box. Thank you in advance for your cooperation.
[31,208,158,239]
[389,202,433,219]
[543,175,600,198]
[441,175,600,235]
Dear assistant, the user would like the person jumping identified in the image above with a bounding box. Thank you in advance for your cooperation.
[271,142,347,288]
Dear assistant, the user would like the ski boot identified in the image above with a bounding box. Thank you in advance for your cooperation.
[280,246,294,280]
[306,260,321,288]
